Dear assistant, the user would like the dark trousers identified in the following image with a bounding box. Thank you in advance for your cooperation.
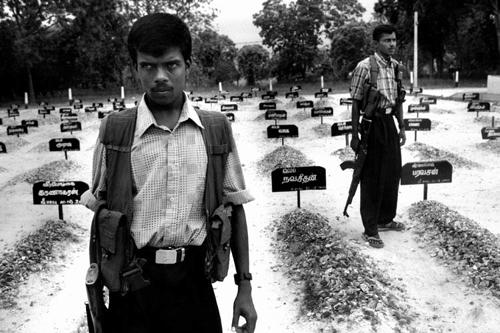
[360,114,401,236]
[107,245,223,333]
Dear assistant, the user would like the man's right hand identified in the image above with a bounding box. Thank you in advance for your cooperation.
[350,136,360,152]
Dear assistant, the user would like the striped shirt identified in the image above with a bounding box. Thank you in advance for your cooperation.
[350,52,399,109]
[81,93,253,249]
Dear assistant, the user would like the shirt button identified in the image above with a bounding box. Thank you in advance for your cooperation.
[169,197,174,202]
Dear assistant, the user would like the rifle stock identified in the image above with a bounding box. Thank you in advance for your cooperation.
[340,160,355,170]
[85,263,108,333]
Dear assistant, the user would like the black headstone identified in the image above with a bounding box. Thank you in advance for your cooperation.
[271,166,326,192]
[401,161,452,185]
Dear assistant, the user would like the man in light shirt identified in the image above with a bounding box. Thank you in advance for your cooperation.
[82,13,256,333]
[349,24,406,249]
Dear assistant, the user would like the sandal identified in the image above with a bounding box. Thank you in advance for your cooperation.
[378,221,405,232]
[362,233,384,248]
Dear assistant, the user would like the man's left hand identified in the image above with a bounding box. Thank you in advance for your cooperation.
[231,283,257,333]
[399,129,406,146]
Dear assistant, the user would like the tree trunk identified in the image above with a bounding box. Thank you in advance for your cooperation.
[494,0,500,72]
[27,65,35,102]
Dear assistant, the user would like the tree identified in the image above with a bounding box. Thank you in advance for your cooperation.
[0,0,66,99]
[123,0,217,34]
[253,0,323,80]
[375,0,500,76]
[62,0,129,89]
[192,29,238,84]
[322,0,365,38]
[253,0,364,80]
[329,21,373,79]
[237,45,270,86]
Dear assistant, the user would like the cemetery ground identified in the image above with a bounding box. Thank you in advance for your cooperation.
[0,85,500,333]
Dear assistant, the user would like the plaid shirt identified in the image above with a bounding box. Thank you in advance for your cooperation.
[82,93,253,248]
[350,52,399,109]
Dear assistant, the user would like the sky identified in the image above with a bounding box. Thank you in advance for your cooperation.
[212,0,377,47]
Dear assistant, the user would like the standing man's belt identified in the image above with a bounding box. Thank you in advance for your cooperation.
[374,107,393,116]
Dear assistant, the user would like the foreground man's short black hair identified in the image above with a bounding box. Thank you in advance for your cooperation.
[372,24,397,42]
[127,13,192,66]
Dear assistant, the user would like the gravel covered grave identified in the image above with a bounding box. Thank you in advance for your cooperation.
[272,209,415,330]
[258,145,314,174]
[312,123,331,136]
[476,140,500,153]
[0,136,29,152]
[408,200,500,298]
[406,142,480,169]
[331,147,355,162]
[5,159,79,187]
[0,219,82,308]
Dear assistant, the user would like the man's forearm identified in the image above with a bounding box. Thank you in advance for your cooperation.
[394,103,404,130]
[352,100,361,136]
[231,204,251,288]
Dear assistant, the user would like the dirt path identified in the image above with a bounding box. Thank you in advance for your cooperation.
[1,89,500,332]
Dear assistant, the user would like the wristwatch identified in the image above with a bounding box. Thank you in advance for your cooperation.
[234,272,252,285]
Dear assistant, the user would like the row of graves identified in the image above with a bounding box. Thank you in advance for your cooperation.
[1,95,137,219]
[0,96,138,155]
[188,84,457,208]
[400,90,498,142]
[4,85,495,219]
[460,92,499,140]
[190,84,358,147]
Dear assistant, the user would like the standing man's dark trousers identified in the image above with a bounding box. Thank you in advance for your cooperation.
[360,113,402,236]
[107,245,223,333]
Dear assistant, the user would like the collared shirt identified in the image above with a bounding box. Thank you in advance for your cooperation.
[81,93,253,249]
[350,52,399,108]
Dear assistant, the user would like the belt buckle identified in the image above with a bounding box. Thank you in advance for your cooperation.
[155,248,185,264]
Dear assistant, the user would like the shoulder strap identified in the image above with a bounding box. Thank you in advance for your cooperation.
[100,108,137,150]
[369,55,379,88]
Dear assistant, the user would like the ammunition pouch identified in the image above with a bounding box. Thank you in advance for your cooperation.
[97,208,128,293]
[361,82,383,119]
[205,204,233,282]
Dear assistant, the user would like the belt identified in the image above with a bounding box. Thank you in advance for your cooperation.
[138,246,199,265]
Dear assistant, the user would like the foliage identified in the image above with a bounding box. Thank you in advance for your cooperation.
[236,45,270,86]
[374,0,500,76]
[0,0,220,100]
[253,0,364,80]
[123,0,217,34]
[329,21,374,79]
[253,0,324,80]
[322,0,366,37]
[192,29,238,84]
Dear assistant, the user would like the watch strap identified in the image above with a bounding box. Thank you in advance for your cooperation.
[234,272,252,285]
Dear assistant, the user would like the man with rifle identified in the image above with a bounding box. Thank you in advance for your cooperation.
[344,24,406,248]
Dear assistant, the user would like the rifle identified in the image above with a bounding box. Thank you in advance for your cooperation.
[340,113,374,217]
[85,263,107,333]
[85,204,109,333]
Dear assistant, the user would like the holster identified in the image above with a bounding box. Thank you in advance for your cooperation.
[205,204,233,282]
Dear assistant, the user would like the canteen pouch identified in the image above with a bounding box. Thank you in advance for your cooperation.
[97,208,127,292]
[207,204,233,282]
